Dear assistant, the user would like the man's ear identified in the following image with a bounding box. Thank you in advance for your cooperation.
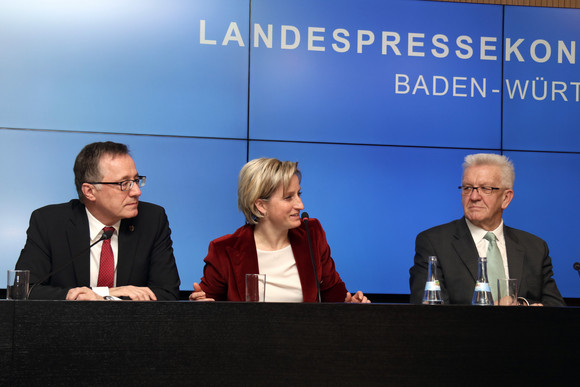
[82,183,97,203]
[501,189,514,210]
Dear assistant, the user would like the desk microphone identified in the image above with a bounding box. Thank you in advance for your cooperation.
[574,262,580,279]
[27,229,114,299]
[301,212,321,303]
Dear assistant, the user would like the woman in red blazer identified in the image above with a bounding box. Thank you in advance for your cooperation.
[189,158,369,303]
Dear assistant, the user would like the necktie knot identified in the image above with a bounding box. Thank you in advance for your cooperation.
[484,231,497,244]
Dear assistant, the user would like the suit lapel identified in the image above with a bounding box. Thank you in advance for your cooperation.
[69,202,91,286]
[504,226,525,282]
[288,226,315,302]
[116,218,138,286]
[451,218,479,281]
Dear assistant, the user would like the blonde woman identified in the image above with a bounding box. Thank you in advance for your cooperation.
[190,158,369,303]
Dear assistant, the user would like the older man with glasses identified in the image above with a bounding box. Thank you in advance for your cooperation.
[409,153,565,306]
[16,141,180,301]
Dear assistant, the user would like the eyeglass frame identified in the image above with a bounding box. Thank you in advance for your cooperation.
[86,176,146,191]
[458,185,502,195]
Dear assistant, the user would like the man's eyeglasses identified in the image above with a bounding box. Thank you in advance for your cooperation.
[458,185,500,196]
[87,176,146,191]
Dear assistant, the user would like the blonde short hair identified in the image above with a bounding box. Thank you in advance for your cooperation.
[238,158,301,224]
[463,153,515,188]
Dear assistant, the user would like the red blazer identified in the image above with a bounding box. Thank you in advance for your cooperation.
[200,219,348,302]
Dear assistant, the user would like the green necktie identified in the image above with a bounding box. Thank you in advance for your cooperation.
[484,231,505,302]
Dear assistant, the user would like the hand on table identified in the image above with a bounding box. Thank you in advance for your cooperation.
[66,287,104,301]
[345,290,370,303]
[109,285,157,301]
[189,282,215,301]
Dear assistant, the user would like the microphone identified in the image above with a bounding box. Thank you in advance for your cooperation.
[574,262,580,279]
[301,212,321,303]
[27,228,114,299]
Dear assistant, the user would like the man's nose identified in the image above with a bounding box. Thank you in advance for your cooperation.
[129,184,141,197]
[469,188,482,199]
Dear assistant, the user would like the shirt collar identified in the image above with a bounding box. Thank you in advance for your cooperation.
[85,208,120,243]
[465,217,504,245]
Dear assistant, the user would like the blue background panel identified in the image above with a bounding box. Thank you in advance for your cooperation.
[0,0,249,138]
[250,0,502,148]
[503,6,580,152]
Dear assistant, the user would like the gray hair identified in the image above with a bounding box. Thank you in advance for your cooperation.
[462,153,515,188]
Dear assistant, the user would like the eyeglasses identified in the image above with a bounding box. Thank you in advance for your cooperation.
[87,176,146,191]
[458,185,501,195]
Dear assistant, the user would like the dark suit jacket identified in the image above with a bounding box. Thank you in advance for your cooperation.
[16,199,180,300]
[200,219,348,302]
[409,218,565,306]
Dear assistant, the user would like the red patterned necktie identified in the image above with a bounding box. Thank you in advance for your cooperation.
[97,227,115,288]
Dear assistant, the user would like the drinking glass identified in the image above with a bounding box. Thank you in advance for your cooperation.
[245,274,266,302]
[497,278,518,306]
[7,270,30,300]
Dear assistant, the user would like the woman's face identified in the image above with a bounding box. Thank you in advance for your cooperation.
[257,174,304,231]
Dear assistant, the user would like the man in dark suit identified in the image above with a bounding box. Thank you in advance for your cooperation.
[409,153,564,306]
[16,141,180,300]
